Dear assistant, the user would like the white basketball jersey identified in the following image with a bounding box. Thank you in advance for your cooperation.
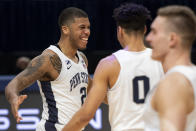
[107,48,164,131]
[36,45,88,131]
[144,65,196,131]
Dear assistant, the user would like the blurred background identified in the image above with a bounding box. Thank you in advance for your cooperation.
[0,0,196,131]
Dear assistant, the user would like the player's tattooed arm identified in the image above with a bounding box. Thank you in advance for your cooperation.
[49,53,62,74]
[5,51,55,123]
[5,51,52,101]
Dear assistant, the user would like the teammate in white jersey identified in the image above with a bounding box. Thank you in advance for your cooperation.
[144,5,196,131]
[5,7,91,131]
[63,3,163,131]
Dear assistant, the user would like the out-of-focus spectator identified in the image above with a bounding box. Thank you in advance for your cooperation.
[15,56,30,73]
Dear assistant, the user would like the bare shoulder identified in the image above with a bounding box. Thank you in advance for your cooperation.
[45,49,62,74]
[153,72,194,113]
[97,55,119,70]
[31,49,61,72]
[94,55,120,88]
[27,49,62,78]
[24,50,52,76]
[79,51,88,67]
[157,72,193,95]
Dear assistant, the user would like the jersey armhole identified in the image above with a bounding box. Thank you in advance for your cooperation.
[108,54,122,91]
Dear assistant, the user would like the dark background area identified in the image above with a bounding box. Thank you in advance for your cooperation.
[0,1,196,131]
[0,0,196,74]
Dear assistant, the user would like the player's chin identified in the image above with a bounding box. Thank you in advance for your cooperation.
[78,46,87,51]
[78,42,87,50]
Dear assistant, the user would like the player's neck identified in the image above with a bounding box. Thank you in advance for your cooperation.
[58,38,78,59]
[162,50,192,72]
[123,35,146,52]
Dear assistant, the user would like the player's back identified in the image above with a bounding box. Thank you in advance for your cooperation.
[144,65,196,131]
[107,48,163,131]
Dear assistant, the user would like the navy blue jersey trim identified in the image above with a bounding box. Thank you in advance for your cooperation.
[40,81,58,129]
[45,120,57,131]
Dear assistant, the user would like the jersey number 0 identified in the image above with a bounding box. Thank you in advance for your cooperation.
[133,76,150,104]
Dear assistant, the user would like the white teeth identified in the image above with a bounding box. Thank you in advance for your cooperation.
[81,38,88,41]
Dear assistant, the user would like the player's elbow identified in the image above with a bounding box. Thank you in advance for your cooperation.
[5,83,16,102]
[79,109,94,123]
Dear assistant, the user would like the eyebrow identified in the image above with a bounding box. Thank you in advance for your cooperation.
[79,23,90,27]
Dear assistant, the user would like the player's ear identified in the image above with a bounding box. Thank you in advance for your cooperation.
[117,26,123,36]
[169,32,179,48]
[61,26,70,35]
[117,26,120,33]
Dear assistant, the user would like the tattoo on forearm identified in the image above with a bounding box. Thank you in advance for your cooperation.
[49,54,62,73]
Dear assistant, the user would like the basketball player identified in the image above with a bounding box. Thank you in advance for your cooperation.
[144,5,196,131]
[62,3,163,131]
[5,7,91,131]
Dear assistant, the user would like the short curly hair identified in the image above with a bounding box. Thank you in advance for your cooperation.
[113,3,151,33]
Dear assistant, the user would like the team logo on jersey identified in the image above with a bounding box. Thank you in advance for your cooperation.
[70,72,88,91]
[81,60,87,69]
[65,60,72,70]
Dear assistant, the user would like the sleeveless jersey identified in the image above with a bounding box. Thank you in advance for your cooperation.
[36,45,88,131]
[107,48,164,131]
[144,65,196,131]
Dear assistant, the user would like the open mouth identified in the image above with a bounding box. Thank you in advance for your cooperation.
[81,38,88,43]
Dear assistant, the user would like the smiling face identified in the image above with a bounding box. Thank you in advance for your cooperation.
[146,16,171,61]
[68,17,90,50]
